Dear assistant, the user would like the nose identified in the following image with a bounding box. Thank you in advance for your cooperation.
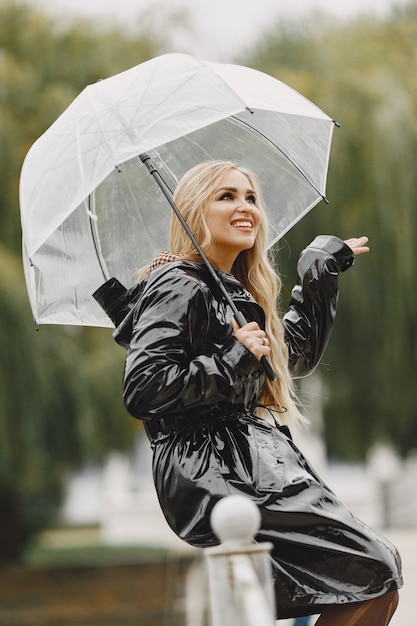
[237,197,253,211]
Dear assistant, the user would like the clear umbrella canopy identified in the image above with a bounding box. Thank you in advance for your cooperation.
[19,53,336,327]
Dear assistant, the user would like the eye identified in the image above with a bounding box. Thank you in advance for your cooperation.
[247,194,257,204]
[219,192,233,201]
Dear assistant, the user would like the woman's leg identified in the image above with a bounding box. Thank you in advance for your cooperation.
[315,590,399,626]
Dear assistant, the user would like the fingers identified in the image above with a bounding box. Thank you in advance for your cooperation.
[231,317,241,333]
[344,236,370,256]
[232,318,271,361]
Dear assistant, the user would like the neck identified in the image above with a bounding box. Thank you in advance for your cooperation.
[205,251,236,274]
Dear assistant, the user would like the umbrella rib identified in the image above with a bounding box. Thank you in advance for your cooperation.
[100,56,247,158]
[130,56,245,134]
[88,194,110,281]
[104,63,209,152]
[231,114,329,203]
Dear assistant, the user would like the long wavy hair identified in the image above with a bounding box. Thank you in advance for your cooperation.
[169,160,304,424]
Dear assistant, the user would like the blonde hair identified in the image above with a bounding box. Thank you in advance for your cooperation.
[170,160,304,425]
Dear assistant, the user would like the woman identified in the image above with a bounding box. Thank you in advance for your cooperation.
[95,160,402,624]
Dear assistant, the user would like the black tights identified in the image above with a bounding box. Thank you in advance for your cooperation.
[314,590,399,626]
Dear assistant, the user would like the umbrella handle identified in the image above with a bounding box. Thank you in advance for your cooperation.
[233,310,277,382]
[140,153,277,382]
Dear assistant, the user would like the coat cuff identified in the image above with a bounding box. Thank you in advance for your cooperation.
[303,235,355,273]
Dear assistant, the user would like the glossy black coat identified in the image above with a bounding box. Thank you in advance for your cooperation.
[97,236,402,619]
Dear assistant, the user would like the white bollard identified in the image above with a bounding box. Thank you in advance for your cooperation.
[205,495,276,626]
[210,494,261,547]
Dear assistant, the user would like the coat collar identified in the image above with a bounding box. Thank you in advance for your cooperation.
[93,259,263,349]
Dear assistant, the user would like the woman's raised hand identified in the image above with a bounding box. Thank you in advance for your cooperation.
[344,236,370,255]
[231,318,271,361]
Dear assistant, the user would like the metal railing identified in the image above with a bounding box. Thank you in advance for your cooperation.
[204,495,276,626]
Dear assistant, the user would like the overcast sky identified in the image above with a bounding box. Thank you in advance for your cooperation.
[33,0,408,60]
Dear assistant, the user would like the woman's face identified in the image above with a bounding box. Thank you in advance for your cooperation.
[204,169,262,270]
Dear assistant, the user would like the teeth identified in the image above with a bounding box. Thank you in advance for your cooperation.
[233,221,252,228]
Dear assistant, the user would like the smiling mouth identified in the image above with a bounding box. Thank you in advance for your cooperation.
[232,220,253,229]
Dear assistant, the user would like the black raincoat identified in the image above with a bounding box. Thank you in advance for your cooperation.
[95,235,402,619]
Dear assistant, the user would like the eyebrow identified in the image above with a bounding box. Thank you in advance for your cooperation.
[216,186,256,195]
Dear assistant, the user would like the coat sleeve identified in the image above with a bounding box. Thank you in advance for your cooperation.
[123,269,261,420]
[283,235,354,378]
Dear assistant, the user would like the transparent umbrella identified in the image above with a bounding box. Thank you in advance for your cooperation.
[19,52,337,328]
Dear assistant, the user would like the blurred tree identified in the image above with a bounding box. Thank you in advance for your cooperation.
[244,4,417,459]
[0,0,169,253]
[0,244,135,561]
[0,0,175,562]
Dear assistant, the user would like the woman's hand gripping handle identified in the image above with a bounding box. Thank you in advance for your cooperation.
[232,314,277,381]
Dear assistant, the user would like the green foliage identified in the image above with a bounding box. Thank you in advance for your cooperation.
[0,243,137,560]
[0,0,167,561]
[0,0,168,253]
[246,3,417,460]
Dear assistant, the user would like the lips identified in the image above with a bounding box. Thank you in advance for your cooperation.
[231,220,253,229]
